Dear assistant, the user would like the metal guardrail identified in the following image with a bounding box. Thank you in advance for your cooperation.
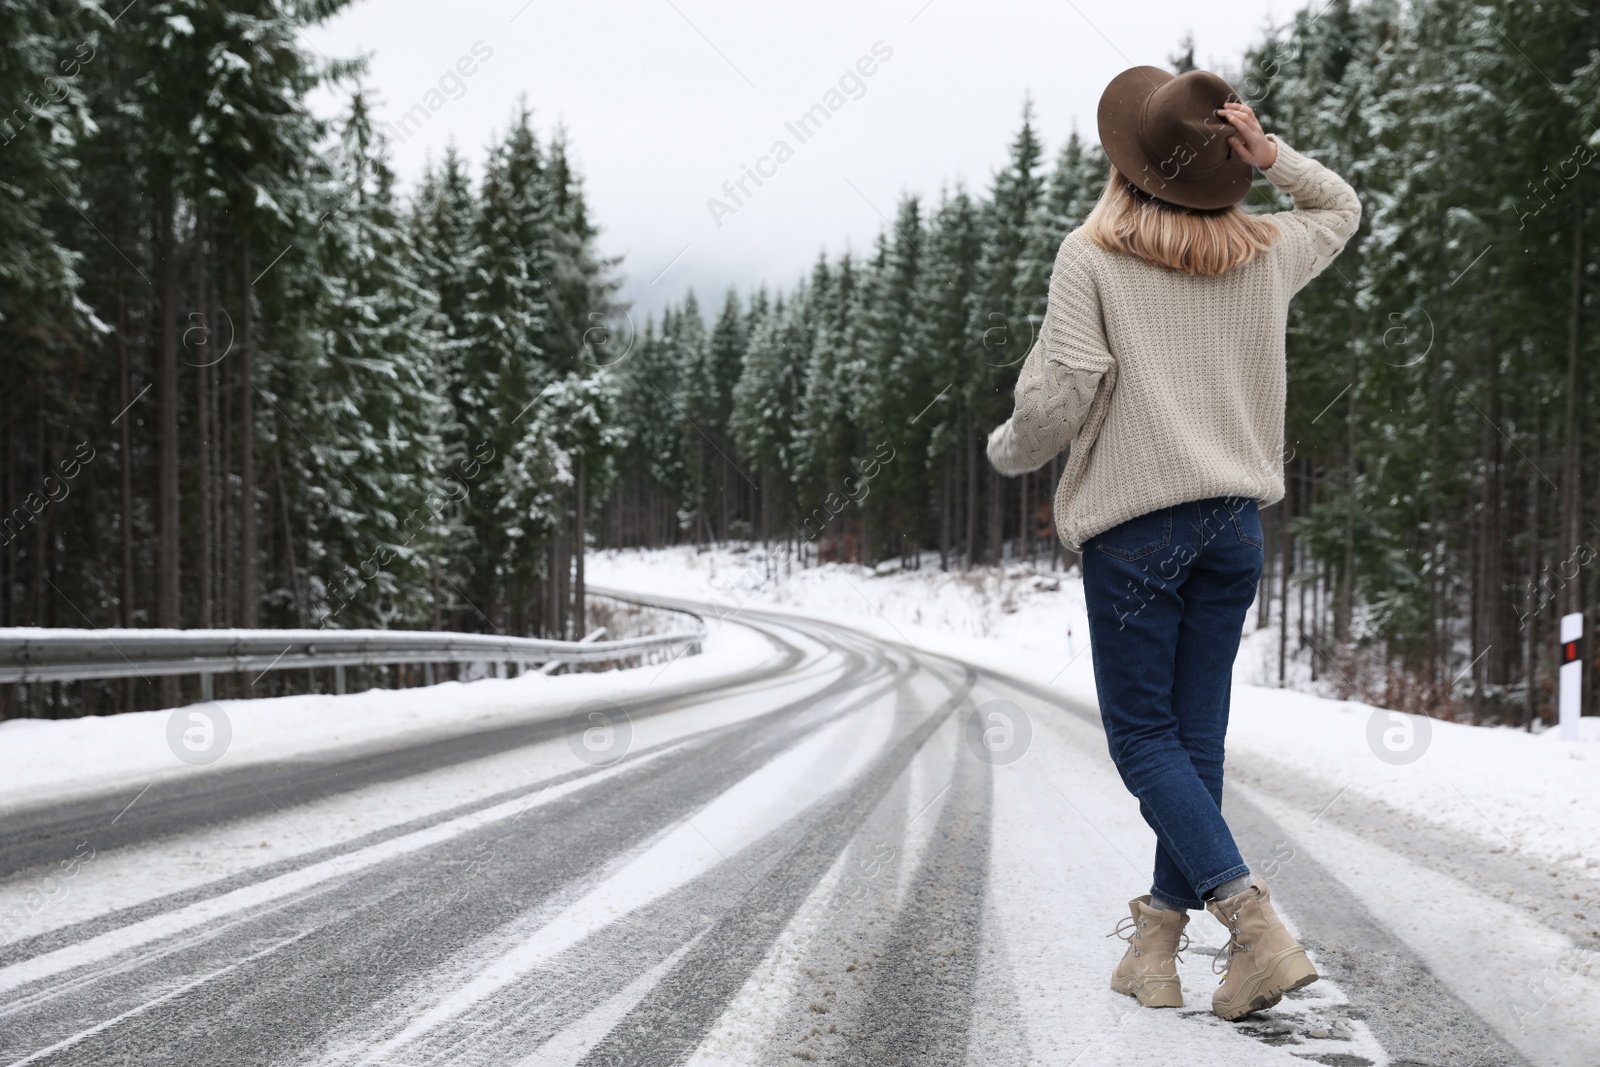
[0,610,705,693]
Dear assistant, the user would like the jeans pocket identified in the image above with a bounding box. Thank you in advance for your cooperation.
[1093,507,1173,561]
[1229,498,1264,548]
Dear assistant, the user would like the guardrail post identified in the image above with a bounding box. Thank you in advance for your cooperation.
[200,672,214,702]
[424,662,435,686]
[335,664,346,695]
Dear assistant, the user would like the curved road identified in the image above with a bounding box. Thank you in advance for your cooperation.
[0,601,1561,1066]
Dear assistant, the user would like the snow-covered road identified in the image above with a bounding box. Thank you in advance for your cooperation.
[0,598,1579,1065]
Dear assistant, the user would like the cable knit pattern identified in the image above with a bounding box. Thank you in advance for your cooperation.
[986,134,1360,551]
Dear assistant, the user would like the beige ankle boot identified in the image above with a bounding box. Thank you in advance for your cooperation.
[1205,878,1318,1020]
[1109,895,1190,1008]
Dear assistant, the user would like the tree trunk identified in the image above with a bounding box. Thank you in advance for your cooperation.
[117,286,134,630]
[938,447,951,572]
[1338,278,1358,643]
[1424,313,1443,692]
[985,445,1002,564]
[556,515,571,639]
[240,243,258,627]
[273,446,303,626]
[1049,452,1061,572]
[220,306,234,633]
[1558,194,1584,618]
[1019,469,1029,565]
[1523,404,1541,729]
[432,556,442,630]
[1475,302,1504,721]
[197,208,214,628]
[573,453,586,637]
[1279,460,1294,686]
[964,424,978,570]
[158,179,181,632]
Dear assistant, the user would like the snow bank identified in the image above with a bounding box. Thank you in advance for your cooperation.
[0,611,777,813]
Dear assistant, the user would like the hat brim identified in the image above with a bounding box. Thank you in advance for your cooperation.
[1097,65,1254,211]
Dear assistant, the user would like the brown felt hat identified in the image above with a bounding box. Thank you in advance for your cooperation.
[1097,65,1255,210]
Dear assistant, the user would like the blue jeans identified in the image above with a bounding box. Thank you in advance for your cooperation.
[1080,495,1264,910]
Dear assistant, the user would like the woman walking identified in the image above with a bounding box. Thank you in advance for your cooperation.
[986,65,1360,1020]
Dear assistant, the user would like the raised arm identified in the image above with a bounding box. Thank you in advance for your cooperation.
[986,233,1115,477]
[1259,132,1362,292]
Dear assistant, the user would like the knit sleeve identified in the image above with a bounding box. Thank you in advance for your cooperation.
[1261,133,1361,293]
[986,234,1114,477]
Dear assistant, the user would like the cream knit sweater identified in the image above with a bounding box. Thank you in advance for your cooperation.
[986,134,1361,552]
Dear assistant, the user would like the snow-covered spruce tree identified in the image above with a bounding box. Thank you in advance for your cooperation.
[541,130,623,376]
[0,0,97,367]
[795,253,867,550]
[866,197,939,566]
[908,187,984,569]
[413,145,483,428]
[503,371,624,636]
[612,314,691,547]
[705,289,750,538]
[437,110,622,634]
[197,0,352,632]
[0,0,101,645]
[730,289,810,546]
[410,145,487,625]
[968,102,1046,563]
[671,291,718,543]
[450,106,555,631]
[1025,130,1106,328]
[287,92,453,631]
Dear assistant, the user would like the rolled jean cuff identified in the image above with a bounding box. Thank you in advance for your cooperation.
[1150,886,1204,911]
[1194,863,1253,902]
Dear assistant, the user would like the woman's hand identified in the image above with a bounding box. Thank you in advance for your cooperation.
[1216,101,1277,169]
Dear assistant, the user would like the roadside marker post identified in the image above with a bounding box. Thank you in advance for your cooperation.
[1559,612,1583,741]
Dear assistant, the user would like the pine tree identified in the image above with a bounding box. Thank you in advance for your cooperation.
[909,187,984,568]
[451,105,555,629]
[797,255,863,505]
[614,315,690,545]
[706,289,749,536]
[285,93,453,630]
[672,292,717,542]
[970,102,1047,562]
[731,288,810,544]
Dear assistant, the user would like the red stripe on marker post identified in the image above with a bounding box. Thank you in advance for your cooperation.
[1558,613,1583,741]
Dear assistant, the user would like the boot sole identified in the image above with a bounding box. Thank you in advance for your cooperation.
[1112,975,1183,1008]
[1213,948,1318,1021]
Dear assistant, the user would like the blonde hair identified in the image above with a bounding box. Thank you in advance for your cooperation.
[1083,165,1279,276]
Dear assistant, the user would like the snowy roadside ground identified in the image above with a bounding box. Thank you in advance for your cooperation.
[588,544,1600,885]
[0,611,780,814]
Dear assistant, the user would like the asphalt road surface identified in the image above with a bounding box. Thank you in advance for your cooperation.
[0,599,1573,1066]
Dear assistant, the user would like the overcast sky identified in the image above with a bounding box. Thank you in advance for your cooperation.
[302,0,1291,320]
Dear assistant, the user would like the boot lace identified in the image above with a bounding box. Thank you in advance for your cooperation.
[1212,907,1252,977]
[1108,915,1190,962]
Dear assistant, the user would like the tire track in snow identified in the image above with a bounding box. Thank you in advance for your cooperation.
[0,619,808,881]
[325,629,943,1063]
[837,719,994,1066]
[569,668,978,1066]
[0,625,892,1063]
[319,673,918,1064]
